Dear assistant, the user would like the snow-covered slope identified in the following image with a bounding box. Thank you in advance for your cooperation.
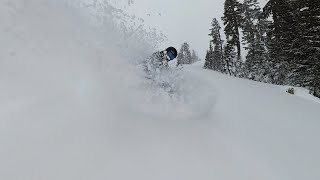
[1,1,320,180]
[184,64,320,180]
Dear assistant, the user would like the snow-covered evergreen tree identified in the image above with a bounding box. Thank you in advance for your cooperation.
[223,43,237,76]
[289,0,320,97]
[204,44,214,69]
[191,49,200,64]
[241,0,270,82]
[241,0,260,47]
[222,0,242,61]
[209,18,225,73]
[177,46,184,66]
[204,50,210,69]
[203,0,319,99]
[177,42,197,65]
[264,0,297,84]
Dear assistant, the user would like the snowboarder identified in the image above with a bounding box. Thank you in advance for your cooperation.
[143,46,178,74]
[141,47,179,93]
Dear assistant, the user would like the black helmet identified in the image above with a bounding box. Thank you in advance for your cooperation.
[166,47,177,60]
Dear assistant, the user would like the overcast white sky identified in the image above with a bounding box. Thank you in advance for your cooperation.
[126,0,225,59]
[112,0,268,59]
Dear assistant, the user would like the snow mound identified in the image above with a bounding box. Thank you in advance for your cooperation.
[281,86,320,104]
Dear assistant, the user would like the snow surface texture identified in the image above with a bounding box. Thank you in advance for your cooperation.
[1,0,320,180]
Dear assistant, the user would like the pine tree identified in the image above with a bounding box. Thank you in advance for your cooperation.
[241,0,260,47]
[177,42,192,65]
[177,47,184,66]
[209,18,225,73]
[204,44,214,69]
[204,50,210,69]
[265,0,297,84]
[290,0,320,97]
[222,0,242,60]
[223,43,237,76]
[241,0,270,81]
[191,50,200,64]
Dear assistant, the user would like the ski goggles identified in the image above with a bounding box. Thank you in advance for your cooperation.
[167,51,175,60]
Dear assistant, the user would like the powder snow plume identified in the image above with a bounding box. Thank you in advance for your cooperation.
[0,0,215,179]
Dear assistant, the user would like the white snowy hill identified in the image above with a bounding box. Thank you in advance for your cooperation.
[1,1,320,180]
